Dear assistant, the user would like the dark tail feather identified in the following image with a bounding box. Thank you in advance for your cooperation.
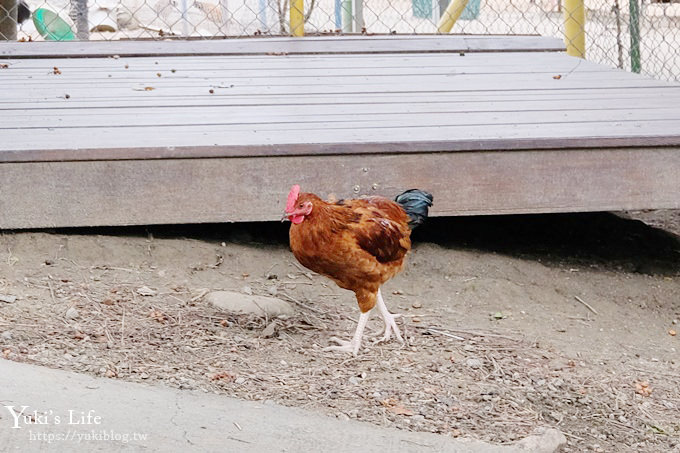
[395,189,433,229]
[17,0,30,24]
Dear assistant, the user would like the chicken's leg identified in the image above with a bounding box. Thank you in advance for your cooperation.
[324,311,370,356]
[374,288,404,344]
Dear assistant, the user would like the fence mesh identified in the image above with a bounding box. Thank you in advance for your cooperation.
[2,0,680,82]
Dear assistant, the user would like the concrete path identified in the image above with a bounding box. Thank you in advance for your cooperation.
[0,360,565,452]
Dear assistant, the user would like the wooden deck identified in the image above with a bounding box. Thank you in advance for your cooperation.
[1,35,679,229]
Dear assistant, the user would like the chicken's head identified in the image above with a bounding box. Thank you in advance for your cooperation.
[283,184,313,224]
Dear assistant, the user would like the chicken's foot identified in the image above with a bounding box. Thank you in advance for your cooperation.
[324,311,370,356]
[374,288,404,345]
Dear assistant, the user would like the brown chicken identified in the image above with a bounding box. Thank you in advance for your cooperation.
[283,185,433,355]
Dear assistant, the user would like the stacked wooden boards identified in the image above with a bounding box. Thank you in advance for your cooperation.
[1,35,679,228]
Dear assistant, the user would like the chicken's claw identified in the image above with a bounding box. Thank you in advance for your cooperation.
[374,312,404,345]
[374,289,405,345]
[324,337,361,356]
[323,311,370,357]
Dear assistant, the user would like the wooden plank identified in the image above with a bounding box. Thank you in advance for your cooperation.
[4,104,680,130]
[0,65,614,82]
[1,147,678,229]
[0,77,669,106]
[0,35,565,59]
[0,68,645,89]
[5,97,680,124]
[3,86,677,110]
[2,131,680,162]
[0,53,606,73]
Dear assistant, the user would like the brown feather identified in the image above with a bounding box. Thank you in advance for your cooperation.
[288,193,412,313]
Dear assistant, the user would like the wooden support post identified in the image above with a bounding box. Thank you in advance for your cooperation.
[0,0,17,40]
[290,0,304,36]
[629,0,641,73]
[563,0,585,58]
[436,0,468,34]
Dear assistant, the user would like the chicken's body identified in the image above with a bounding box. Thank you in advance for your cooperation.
[285,186,433,355]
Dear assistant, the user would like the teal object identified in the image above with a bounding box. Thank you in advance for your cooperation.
[416,0,481,21]
[459,0,481,21]
[32,8,76,41]
[412,0,433,19]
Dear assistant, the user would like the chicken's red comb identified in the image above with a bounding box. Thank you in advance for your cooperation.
[286,185,300,212]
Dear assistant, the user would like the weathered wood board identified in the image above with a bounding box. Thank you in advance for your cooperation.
[0,35,565,58]
[1,148,679,229]
[1,35,679,229]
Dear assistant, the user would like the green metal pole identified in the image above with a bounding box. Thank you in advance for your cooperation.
[629,0,641,73]
[342,0,352,33]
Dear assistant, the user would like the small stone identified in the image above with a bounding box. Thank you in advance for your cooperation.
[0,294,17,303]
[242,286,253,295]
[551,378,565,388]
[516,428,567,452]
[267,286,278,296]
[466,358,482,369]
[1,331,12,340]
[261,321,278,338]
[280,360,287,366]
[140,372,150,379]
[65,307,79,319]
[206,291,294,316]
[234,377,246,384]
[412,414,425,422]
[412,302,422,309]
[136,286,156,297]
[336,413,350,421]
[348,376,360,385]
[372,391,381,398]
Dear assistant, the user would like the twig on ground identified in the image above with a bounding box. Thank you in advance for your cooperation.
[574,295,599,315]
[426,328,465,341]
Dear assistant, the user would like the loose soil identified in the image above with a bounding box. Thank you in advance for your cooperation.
[1,211,679,452]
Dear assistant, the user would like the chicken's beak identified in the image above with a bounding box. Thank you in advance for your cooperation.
[281,212,291,222]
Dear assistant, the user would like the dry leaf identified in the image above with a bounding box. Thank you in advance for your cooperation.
[669,329,676,336]
[635,381,652,397]
[380,398,414,416]
[149,309,168,323]
[210,372,236,382]
[553,74,562,80]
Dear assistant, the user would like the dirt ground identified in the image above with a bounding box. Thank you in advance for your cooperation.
[1,211,679,452]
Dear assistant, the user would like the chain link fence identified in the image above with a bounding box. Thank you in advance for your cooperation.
[1,0,680,81]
